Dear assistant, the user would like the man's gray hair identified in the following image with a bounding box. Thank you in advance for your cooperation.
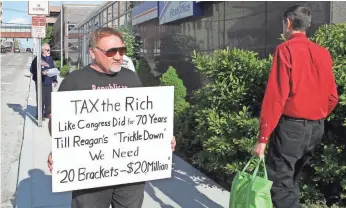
[41,42,50,49]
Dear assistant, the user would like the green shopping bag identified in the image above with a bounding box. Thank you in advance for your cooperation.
[229,156,273,208]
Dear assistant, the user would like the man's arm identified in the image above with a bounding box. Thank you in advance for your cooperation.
[48,116,52,136]
[30,57,37,75]
[128,58,136,72]
[326,52,338,115]
[258,45,291,143]
[50,57,58,83]
[47,76,72,135]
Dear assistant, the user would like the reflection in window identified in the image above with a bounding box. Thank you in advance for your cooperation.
[113,2,119,18]
[103,10,108,26]
[119,15,125,27]
[113,19,118,29]
[119,1,126,15]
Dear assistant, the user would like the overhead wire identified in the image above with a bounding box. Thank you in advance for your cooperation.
[2,8,27,13]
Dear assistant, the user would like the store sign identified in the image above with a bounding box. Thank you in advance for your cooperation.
[159,1,203,25]
[132,2,159,26]
[28,1,49,16]
[31,16,46,38]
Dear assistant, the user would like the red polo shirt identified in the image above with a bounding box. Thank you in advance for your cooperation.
[258,33,338,144]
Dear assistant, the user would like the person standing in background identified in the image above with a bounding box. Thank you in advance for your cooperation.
[30,43,58,119]
[122,54,136,72]
[253,4,338,208]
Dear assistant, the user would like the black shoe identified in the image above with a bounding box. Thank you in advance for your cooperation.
[35,116,46,121]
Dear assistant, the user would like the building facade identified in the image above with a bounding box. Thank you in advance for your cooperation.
[51,3,101,65]
[71,1,346,92]
[69,1,133,67]
[131,1,346,92]
[46,6,61,27]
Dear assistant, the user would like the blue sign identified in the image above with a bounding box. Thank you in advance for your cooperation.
[132,2,159,26]
[159,1,203,25]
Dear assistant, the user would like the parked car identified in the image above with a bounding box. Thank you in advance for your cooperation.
[14,48,20,53]
[26,48,32,53]
[1,46,6,53]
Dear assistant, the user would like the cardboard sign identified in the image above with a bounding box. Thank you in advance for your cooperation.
[51,86,174,192]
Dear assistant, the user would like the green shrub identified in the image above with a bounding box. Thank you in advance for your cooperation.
[159,66,189,119]
[137,59,159,87]
[299,23,346,205]
[54,60,61,69]
[176,47,271,184]
[175,23,346,206]
[301,200,341,208]
[117,24,135,58]
[60,65,69,77]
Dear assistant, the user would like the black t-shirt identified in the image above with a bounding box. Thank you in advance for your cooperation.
[58,65,142,92]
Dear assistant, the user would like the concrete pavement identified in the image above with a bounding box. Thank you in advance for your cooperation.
[1,52,34,207]
[15,68,230,208]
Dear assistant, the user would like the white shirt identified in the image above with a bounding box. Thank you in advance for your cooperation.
[122,55,136,72]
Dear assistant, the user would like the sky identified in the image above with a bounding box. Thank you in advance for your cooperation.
[2,1,103,48]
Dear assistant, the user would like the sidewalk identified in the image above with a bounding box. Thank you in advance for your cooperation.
[15,75,230,208]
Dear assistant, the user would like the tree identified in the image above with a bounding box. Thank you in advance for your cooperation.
[13,40,20,48]
[42,26,53,44]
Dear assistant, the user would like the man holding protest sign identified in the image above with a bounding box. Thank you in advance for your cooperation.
[47,27,176,208]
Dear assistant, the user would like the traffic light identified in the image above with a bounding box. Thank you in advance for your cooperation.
[133,33,143,60]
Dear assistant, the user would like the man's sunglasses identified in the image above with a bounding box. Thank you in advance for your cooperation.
[44,49,50,52]
[96,47,126,57]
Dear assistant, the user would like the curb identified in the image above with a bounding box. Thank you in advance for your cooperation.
[15,73,34,208]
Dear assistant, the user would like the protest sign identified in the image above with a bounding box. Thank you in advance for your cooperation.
[51,86,174,192]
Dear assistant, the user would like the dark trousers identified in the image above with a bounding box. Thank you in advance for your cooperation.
[72,182,145,208]
[267,116,324,208]
[35,82,52,117]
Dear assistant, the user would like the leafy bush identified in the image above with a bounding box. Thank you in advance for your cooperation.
[117,24,135,58]
[176,47,271,184]
[60,65,69,77]
[54,60,61,69]
[137,59,159,87]
[175,23,346,206]
[159,66,189,119]
[299,23,346,206]
[301,200,341,208]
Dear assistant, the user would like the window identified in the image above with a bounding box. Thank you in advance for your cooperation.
[68,24,76,32]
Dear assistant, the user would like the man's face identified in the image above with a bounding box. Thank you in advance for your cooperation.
[42,45,50,56]
[90,35,125,73]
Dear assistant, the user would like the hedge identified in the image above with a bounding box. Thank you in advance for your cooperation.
[175,23,346,207]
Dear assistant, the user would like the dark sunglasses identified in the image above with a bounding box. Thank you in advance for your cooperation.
[96,47,126,57]
[44,49,50,52]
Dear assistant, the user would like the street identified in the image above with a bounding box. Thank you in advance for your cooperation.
[1,52,229,208]
[1,52,33,207]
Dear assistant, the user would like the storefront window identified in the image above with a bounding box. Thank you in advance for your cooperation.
[103,9,108,26]
[119,15,125,27]
[113,19,118,28]
[119,1,126,15]
[113,2,119,18]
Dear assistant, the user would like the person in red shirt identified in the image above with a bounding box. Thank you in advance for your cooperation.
[253,4,338,208]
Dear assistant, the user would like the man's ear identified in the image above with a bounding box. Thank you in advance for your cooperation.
[89,48,95,60]
[286,18,292,29]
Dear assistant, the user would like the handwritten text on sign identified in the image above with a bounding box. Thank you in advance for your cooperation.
[51,86,174,192]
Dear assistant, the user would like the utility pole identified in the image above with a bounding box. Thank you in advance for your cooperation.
[60,4,63,67]
[36,38,43,127]
[29,1,49,127]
